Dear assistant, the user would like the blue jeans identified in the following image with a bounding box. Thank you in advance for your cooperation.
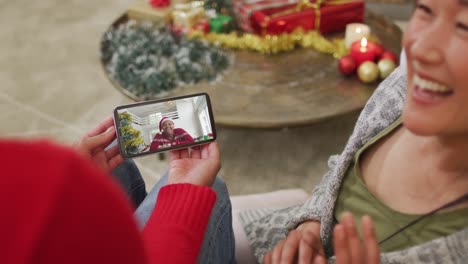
[111,160,147,208]
[135,174,236,263]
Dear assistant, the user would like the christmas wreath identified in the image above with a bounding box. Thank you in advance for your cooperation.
[101,21,231,99]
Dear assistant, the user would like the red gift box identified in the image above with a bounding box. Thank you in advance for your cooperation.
[250,0,365,35]
[193,19,211,33]
[233,0,299,32]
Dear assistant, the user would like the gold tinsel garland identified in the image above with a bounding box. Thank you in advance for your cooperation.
[188,28,348,57]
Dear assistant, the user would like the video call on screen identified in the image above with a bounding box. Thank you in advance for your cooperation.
[116,95,214,156]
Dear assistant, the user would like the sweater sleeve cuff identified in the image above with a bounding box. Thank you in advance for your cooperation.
[146,184,216,231]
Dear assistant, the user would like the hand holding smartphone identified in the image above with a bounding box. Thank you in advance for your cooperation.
[114,93,216,159]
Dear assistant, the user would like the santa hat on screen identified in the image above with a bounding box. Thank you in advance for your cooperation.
[159,117,172,131]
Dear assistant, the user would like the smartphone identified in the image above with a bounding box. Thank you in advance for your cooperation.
[114,93,216,158]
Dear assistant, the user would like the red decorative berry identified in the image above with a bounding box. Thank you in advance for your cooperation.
[380,51,398,64]
[339,55,357,76]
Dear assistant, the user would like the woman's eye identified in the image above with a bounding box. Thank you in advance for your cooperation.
[416,3,433,16]
[456,22,468,32]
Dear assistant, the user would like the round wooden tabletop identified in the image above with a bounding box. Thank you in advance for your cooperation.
[103,12,402,128]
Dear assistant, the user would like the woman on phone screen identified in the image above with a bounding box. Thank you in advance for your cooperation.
[149,117,194,151]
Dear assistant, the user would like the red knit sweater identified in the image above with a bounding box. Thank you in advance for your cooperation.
[0,140,216,264]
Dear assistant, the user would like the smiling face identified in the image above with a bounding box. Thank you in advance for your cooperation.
[402,0,468,138]
[161,120,174,136]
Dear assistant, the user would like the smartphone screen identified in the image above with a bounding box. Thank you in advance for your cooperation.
[114,93,216,158]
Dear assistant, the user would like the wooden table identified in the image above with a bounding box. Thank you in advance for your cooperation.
[103,12,402,128]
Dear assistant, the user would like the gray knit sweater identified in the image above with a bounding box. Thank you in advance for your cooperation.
[239,66,468,263]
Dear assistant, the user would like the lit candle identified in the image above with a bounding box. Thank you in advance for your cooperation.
[345,23,371,48]
[350,38,377,67]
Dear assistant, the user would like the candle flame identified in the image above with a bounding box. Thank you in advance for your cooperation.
[361,38,368,47]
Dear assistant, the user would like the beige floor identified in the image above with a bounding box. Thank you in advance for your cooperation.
[0,0,409,195]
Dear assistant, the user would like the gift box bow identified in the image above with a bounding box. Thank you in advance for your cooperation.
[259,0,361,33]
[172,1,206,27]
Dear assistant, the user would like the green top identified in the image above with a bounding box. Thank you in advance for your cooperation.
[334,117,468,253]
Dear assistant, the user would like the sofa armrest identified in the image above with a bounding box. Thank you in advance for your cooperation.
[231,189,309,263]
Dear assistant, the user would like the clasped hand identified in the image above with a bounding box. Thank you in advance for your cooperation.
[264,212,380,264]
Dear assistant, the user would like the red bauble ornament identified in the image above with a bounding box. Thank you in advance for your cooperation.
[149,0,170,8]
[368,42,385,60]
[380,51,398,64]
[339,55,357,76]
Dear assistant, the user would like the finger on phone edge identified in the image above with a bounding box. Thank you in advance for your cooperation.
[88,115,114,137]
[180,148,190,159]
[200,142,211,159]
[206,141,220,160]
[191,147,202,159]
[170,149,181,161]
[83,127,115,150]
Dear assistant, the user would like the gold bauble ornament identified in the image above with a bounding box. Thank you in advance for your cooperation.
[378,59,397,79]
[357,61,379,83]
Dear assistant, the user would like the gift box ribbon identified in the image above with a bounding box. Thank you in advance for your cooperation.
[261,0,359,32]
